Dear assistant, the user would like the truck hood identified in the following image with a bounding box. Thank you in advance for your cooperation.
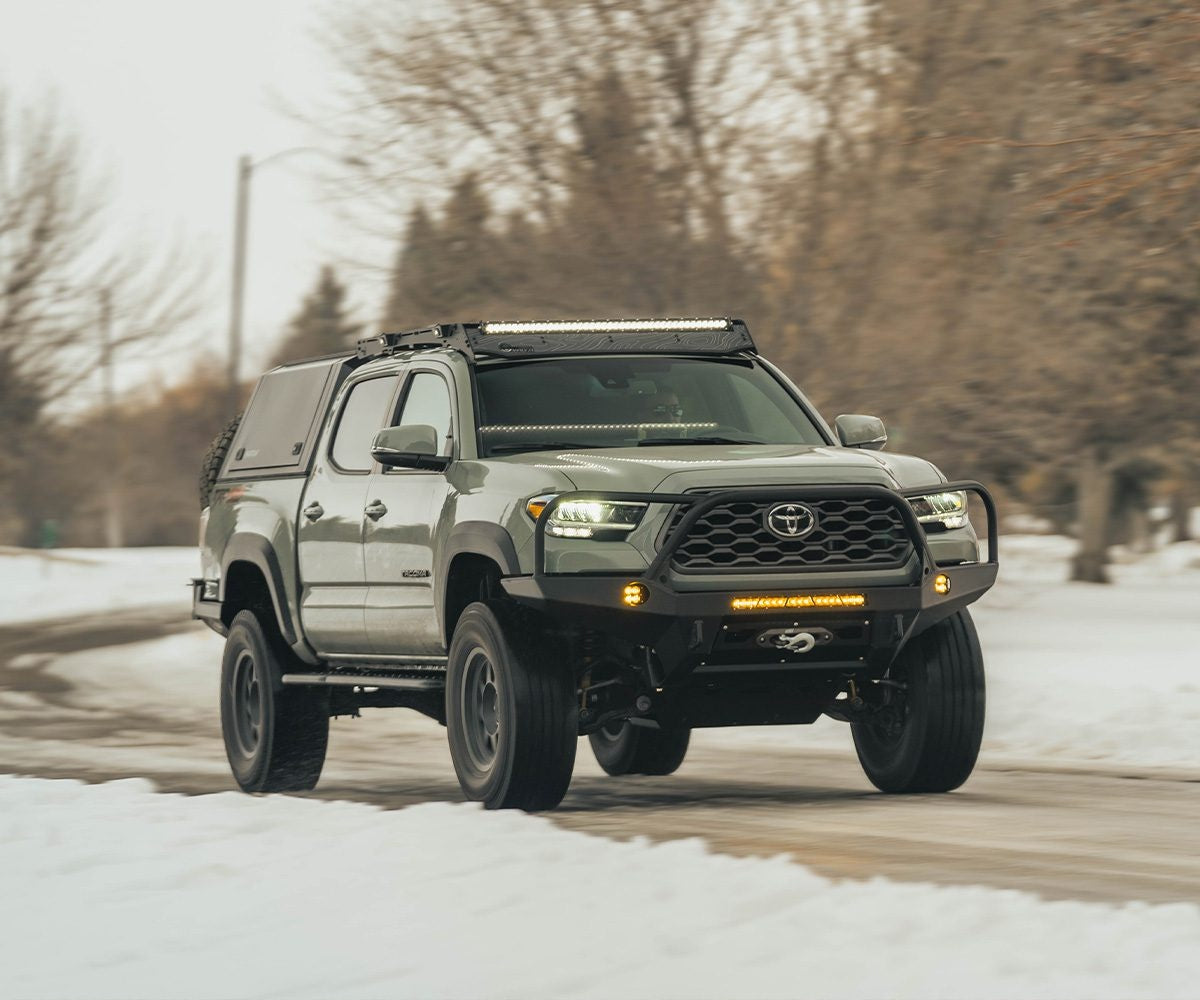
[491,444,946,495]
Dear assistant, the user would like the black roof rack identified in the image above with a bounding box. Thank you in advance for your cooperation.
[356,325,463,359]
[355,318,755,362]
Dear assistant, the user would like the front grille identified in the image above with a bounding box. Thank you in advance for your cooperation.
[663,496,914,572]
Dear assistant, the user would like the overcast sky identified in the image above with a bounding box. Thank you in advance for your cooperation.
[0,0,387,395]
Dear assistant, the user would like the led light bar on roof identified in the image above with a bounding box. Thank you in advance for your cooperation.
[481,318,732,335]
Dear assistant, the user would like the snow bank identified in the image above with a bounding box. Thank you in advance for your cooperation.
[1,776,1196,1000]
[970,535,1200,769]
[0,547,196,624]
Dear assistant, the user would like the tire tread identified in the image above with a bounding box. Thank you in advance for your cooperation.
[199,415,241,509]
[446,601,576,811]
[221,609,328,793]
[852,609,985,793]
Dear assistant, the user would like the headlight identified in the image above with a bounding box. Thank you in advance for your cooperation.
[909,490,968,529]
[526,494,647,539]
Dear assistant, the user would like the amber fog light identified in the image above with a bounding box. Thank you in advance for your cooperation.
[623,582,649,607]
[933,573,951,595]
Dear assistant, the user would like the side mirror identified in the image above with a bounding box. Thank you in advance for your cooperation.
[834,414,887,451]
[371,424,451,471]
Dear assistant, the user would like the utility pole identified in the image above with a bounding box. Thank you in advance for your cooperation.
[224,147,357,415]
[227,154,251,416]
[99,287,124,548]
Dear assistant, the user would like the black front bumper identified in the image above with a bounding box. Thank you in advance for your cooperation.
[502,481,998,682]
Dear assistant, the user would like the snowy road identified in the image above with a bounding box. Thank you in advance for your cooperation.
[3,605,1197,907]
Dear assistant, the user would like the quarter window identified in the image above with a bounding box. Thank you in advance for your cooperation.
[330,376,397,472]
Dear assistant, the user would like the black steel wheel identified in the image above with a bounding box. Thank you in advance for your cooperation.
[588,719,691,776]
[227,648,263,760]
[220,610,329,793]
[852,609,985,793]
[461,648,502,772]
[446,601,576,811]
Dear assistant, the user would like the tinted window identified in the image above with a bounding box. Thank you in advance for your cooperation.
[331,376,397,472]
[395,372,453,455]
[474,357,824,456]
[727,367,813,442]
[227,361,338,473]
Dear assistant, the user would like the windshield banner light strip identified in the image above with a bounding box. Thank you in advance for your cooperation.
[481,422,719,433]
[481,319,731,335]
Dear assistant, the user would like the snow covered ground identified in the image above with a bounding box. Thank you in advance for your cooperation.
[0,546,195,624]
[2,538,1199,999]
[967,534,1200,769]
[2,775,1197,1000]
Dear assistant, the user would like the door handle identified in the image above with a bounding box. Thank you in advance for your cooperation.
[303,501,324,522]
[364,500,388,521]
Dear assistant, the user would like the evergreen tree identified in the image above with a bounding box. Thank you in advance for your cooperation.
[538,72,752,315]
[382,204,438,329]
[432,173,499,315]
[381,177,503,327]
[271,266,361,366]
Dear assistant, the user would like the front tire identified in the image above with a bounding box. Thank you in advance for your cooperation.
[852,609,985,793]
[446,601,577,811]
[220,610,329,792]
[589,720,690,776]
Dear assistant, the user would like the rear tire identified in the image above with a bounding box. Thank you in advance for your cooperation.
[589,720,691,776]
[220,610,329,792]
[852,609,985,793]
[446,601,577,811]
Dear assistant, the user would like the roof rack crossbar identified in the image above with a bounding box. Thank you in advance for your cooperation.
[355,325,469,359]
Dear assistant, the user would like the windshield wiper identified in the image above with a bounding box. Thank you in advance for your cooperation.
[637,436,763,447]
[488,442,601,455]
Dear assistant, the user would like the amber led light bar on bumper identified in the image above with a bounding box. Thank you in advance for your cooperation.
[730,593,867,612]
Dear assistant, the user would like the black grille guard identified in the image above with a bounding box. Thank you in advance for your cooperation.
[502,481,998,679]
[533,481,998,582]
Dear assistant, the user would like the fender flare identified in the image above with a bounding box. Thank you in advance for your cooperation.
[436,521,522,638]
[220,533,300,648]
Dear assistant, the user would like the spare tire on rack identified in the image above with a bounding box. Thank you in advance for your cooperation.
[199,415,241,509]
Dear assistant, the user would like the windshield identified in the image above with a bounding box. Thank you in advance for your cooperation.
[474,356,826,456]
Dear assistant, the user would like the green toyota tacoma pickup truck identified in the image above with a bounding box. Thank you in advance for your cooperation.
[194,318,997,811]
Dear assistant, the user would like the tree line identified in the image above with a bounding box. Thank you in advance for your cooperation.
[343,0,1200,580]
[4,0,1197,579]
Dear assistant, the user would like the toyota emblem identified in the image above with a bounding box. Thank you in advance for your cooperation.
[765,503,817,539]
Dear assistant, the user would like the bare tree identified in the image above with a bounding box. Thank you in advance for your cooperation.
[762,0,1200,580]
[324,0,1200,581]
[0,90,205,546]
[325,0,845,237]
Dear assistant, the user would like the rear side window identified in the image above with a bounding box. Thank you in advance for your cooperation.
[226,361,341,475]
[330,376,398,472]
